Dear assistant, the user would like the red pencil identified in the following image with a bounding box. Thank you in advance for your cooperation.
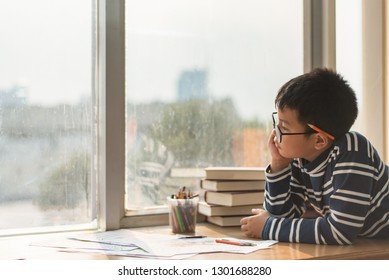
[215,239,256,246]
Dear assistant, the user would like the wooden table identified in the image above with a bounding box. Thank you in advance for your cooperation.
[1,223,389,260]
[145,223,389,260]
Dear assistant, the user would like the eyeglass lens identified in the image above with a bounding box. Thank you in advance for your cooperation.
[275,125,282,143]
[272,112,282,143]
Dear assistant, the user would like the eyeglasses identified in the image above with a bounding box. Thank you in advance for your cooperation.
[272,112,335,143]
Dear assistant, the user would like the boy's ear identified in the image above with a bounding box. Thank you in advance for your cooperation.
[313,133,331,150]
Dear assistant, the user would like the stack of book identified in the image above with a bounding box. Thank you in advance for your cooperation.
[198,167,266,226]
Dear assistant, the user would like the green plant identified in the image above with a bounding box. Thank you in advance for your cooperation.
[147,99,241,167]
[34,154,90,210]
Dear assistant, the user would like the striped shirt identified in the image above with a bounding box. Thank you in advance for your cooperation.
[262,131,389,245]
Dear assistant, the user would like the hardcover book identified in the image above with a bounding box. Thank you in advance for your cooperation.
[201,179,265,192]
[206,215,246,227]
[198,201,260,216]
[204,190,265,207]
[204,167,266,181]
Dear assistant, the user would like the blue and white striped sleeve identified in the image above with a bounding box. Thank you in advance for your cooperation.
[263,163,306,218]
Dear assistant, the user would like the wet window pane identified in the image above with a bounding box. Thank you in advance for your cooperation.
[0,0,95,231]
[125,0,304,210]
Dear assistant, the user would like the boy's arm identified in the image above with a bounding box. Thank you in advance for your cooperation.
[264,130,307,217]
[240,163,308,240]
[263,163,307,218]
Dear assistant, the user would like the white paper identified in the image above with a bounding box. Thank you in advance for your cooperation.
[31,229,277,259]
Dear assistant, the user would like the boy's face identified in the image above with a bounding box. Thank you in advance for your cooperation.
[274,107,324,162]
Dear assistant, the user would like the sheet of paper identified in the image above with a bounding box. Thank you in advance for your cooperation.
[125,231,277,256]
[30,229,277,259]
[30,231,195,259]
[67,229,277,257]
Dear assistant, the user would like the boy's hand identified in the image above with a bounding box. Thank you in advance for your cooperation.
[268,129,291,172]
[240,209,270,239]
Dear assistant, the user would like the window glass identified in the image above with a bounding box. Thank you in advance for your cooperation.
[125,0,303,211]
[335,0,362,131]
[0,0,96,232]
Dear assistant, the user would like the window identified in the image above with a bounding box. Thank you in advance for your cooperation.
[336,0,362,132]
[0,0,96,234]
[2,0,382,234]
[124,0,304,214]
[336,0,386,159]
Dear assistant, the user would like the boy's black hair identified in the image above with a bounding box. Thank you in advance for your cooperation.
[275,68,358,139]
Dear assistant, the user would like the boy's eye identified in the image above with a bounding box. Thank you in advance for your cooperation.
[281,125,288,131]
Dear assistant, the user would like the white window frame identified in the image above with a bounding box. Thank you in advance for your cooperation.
[385,0,389,162]
[360,0,385,159]
[98,0,126,230]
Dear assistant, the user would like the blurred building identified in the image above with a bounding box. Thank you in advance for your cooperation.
[0,85,28,107]
[177,69,208,101]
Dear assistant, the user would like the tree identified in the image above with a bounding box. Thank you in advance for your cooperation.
[34,154,90,210]
[147,98,241,167]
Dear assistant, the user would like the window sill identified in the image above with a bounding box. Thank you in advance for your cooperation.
[120,212,206,228]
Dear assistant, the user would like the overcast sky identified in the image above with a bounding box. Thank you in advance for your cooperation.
[0,0,360,121]
[0,0,92,105]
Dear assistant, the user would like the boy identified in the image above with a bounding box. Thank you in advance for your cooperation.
[240,68,389,245]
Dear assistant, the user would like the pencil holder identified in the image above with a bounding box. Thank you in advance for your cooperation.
[167,197,199,234]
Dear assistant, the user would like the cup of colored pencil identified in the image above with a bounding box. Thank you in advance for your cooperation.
[167,187,199,234]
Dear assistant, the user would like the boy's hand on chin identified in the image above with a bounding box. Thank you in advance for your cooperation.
[268,130,291,172]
